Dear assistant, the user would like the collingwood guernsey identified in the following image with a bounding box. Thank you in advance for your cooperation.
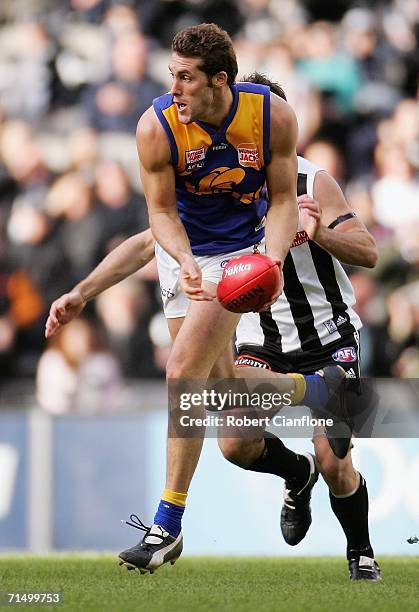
[235,156,362,354]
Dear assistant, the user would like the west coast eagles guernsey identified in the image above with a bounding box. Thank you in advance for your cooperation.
[236,156,362,353]
[153,83,270,255]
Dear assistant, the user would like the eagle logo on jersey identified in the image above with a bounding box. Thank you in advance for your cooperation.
[184,167,262,204]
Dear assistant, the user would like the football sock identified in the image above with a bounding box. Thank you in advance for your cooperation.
[245,434,310,488]
[288,373,330,407]
[154,489,187,537]
[288,373,306,404]
[301,374,330,408]
[329,473,374,560]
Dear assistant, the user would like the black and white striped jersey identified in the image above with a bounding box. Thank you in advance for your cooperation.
[236,156,362,354]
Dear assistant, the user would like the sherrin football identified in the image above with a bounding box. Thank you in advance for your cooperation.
[217,254,281,313]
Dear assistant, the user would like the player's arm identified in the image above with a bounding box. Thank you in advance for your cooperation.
[265,94,299,283]
[45,229,156,338]
[137,108,213,300]
[299,170,378,268]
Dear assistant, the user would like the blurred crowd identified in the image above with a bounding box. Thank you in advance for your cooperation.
[0,0,417,411]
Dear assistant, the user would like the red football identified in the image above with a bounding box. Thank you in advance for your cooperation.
[217,254,281,313]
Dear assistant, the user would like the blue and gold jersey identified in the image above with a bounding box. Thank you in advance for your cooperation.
[153,82,270,255]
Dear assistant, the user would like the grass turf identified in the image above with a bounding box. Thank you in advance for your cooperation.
[0,556,418,612]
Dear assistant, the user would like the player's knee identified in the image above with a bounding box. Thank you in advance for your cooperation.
[166,355,199,379]
[218,437,258,467]
[317,454,352,490]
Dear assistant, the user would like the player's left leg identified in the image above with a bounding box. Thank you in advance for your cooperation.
[314,435,381,581]
[218,345,320,546]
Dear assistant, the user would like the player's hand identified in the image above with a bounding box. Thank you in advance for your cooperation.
[298,195,322,240]
[179,255,215,301]
[45,289,87,338]
[255,261,283,311]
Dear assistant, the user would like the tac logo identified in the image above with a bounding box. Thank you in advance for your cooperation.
[332,347,357,363]
[235,354,271,369]
[224,263,252,277]
[238,143,259,169]
[185,147,206,170]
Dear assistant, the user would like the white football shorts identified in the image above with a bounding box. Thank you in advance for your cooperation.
[155,241,265,318]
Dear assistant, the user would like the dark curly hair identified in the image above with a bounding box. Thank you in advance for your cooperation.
[172,23,238,86]
[243,72,287,101]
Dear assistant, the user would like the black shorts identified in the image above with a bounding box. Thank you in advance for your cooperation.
[236,332,361,377]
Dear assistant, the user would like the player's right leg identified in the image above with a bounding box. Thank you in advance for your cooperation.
[314,435,381,581]
[119,286,240,573]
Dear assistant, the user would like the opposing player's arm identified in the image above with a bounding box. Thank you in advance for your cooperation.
[45,229,156,338]
[300,170,378,268]
[137,108,213,300]
[76,229,156,301]
[265,94,299,269]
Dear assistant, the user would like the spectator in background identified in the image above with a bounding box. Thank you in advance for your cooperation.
[0,120,51,203]
[297,21,361,118]
[95,277,160,378]
[371,99,419,271]
[261,42,321,151]
[303,139,345,185]
[45,171,103,280]
[36,316,123,413]
[94,160,148,257]
[82,31,165,133]
[0,19,54,121]
[67,127,99,176]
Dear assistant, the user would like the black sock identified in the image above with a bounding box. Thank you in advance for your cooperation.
[245,435,310,487]
[329,474,374,560]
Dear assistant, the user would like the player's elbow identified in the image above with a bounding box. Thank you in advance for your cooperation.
[363,241,379,268]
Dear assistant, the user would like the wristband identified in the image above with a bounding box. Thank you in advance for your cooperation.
[328,212,356,229]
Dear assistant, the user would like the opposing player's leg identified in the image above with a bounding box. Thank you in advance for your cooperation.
[218,345,320,547]
[119,284,240,573]
[234,362,349,458]
[314,434,381,581]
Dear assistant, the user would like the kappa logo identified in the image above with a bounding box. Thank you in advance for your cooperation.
[224,263,252,277]
[238,143,259,169]
[332,347,357,363]
[185,147,206,170]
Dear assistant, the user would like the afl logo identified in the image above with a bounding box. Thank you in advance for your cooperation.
[332,347,357,363]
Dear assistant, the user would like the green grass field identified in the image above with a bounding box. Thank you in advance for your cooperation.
[0,556,418,612]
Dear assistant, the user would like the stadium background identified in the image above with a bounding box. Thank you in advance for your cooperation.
[0,0,418,554]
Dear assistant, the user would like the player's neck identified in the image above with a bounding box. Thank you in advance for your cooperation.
[198,86,233,128]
